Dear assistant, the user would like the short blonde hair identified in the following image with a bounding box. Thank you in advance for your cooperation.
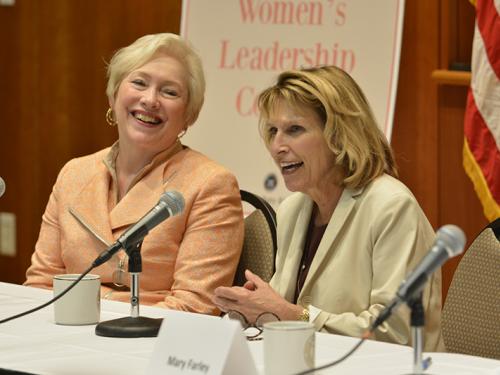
[106,33,205,127]
[258,66,397,189]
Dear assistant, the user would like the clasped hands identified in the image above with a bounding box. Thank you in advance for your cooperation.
[212,269,303,323]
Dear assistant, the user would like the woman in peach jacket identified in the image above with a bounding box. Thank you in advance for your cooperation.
[24,33,244,315]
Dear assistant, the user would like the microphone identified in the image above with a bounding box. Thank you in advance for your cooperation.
[370,225,466,331]
[92,191,184,267]
[117,190,184,249]
[0,177,5,197]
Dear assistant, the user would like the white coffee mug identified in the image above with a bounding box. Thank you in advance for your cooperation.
[263,321,315,375]
[53,274,101,325]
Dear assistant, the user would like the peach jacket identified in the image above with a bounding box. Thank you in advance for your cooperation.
[25,142,244,315]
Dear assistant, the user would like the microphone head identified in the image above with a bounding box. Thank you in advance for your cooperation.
[0,177,5,198]
[160,190,185,216]
[436,224,466,257]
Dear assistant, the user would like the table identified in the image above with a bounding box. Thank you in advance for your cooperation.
[0,282,499,375]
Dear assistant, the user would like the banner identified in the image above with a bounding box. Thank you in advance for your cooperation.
[181,0,405,207]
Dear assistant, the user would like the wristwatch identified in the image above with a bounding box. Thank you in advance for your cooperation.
[298,306,310,322]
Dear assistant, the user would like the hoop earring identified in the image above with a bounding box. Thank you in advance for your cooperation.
[178,129,187,138]
[106,108,117,127]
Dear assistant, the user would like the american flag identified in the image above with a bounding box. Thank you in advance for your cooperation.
[463,0,500,221]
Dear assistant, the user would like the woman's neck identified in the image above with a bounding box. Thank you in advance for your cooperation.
[308,170,344,226]
[116,146,154,177]
[115,142,157,199]
[310,185,343,226]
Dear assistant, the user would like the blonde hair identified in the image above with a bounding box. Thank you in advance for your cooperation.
[258,66,397,189]
[106,33,205,126]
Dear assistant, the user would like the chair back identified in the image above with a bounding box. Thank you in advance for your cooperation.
[233,190,277,286]
[442,218,500,359]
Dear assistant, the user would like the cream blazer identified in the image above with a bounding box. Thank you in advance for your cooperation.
[270,174,445,351]
[25,144,244,315]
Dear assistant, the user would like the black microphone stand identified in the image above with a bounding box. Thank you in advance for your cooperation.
[406,293,432,374]
[95,241,163,338]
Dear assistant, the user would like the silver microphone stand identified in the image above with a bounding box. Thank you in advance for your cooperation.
[407,293,432,374]
[95,241,163,337]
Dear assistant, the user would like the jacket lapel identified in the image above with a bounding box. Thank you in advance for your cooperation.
[69,163,115,246]
[109,141,183,232]
[109,160,176,232]
[298,187,363,301]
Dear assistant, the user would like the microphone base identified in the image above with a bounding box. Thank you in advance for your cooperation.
[95,316,163,338]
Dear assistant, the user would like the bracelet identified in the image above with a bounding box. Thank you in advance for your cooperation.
[298,307,310,322]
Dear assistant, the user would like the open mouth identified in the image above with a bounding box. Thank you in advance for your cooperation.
[281,161,303,174]
[132,111,162,125]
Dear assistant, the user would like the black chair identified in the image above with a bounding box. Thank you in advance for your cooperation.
[441,217,500,359]
[233,190,277,286]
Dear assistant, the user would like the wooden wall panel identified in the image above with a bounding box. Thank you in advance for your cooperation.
[455,0,475,64]
[0,1,42,284]
[392,0,440,225]
[440,0,475,70]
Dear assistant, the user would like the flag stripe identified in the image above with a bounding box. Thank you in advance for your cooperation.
[464,90,500,203]
[477,0,500,78]
[470,21,500,150]
[463,141,500,220]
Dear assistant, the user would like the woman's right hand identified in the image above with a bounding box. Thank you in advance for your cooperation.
[213,270,302,322]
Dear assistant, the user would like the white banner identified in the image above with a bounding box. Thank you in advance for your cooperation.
[181,0,404,207]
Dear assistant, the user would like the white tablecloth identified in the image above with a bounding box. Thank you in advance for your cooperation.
[0,282,499,375]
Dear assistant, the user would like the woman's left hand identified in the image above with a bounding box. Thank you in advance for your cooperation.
[213,269,302,322]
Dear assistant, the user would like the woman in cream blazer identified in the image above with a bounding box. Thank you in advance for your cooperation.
[213,66,444,351]
[25,33,243,315]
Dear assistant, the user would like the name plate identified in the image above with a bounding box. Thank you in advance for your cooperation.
[146,310,258,375]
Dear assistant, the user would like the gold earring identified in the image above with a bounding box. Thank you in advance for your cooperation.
[178,129,187,138]
[106,108,117,126]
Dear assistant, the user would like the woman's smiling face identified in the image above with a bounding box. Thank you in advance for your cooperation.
[110,53,188,153]
[265,100,337,196]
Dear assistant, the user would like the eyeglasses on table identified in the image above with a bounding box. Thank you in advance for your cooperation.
[224,310,280,341]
